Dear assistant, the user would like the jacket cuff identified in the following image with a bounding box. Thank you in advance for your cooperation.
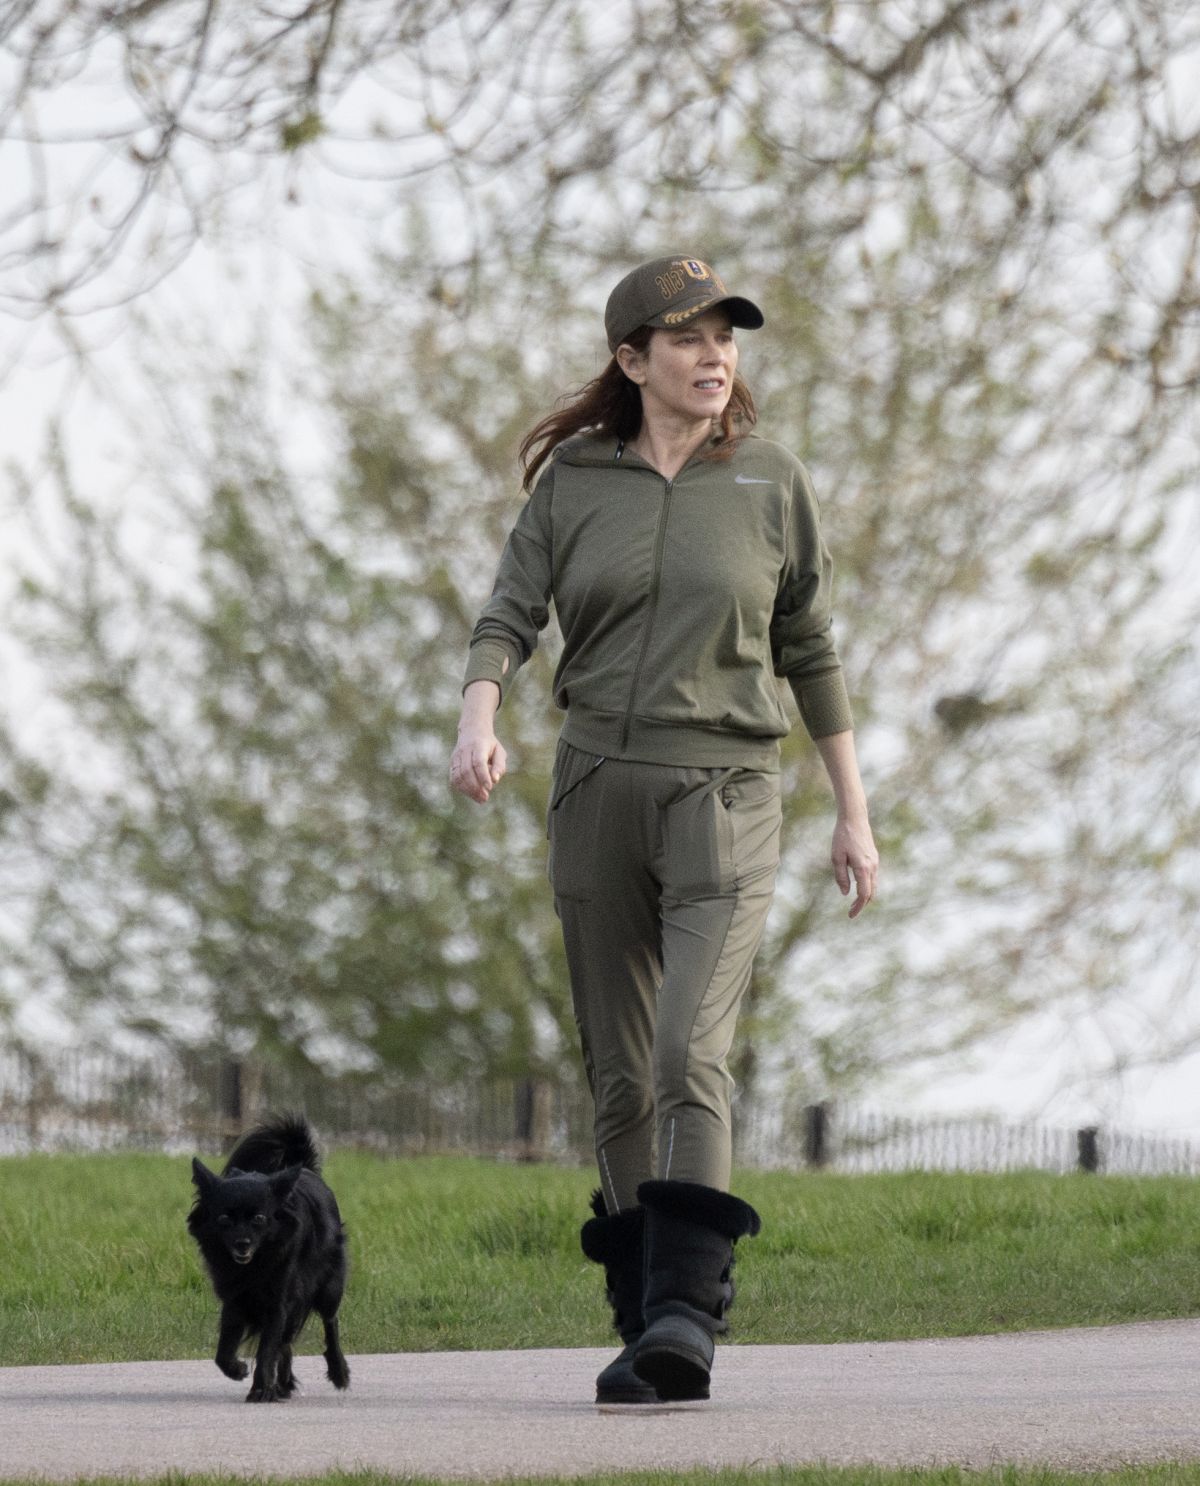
[789,668,854,740]
[463,638,520,705]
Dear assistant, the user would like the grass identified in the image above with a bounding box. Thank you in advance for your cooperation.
[8,1468,1200,1486]
[1,1154,1200,1367]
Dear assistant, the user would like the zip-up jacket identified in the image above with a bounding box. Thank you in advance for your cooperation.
[463,432,853,771]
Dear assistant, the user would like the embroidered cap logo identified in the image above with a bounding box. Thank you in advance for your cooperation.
[655,267,688,299]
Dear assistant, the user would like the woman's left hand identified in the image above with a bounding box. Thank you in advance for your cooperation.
[832,813,878,919]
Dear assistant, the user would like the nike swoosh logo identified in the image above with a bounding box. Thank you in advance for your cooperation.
[735,475,773,484]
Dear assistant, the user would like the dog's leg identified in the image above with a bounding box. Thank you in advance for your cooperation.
[277,1343,297,1397]
[215,1306,248,1382]
[315,1269,350,1390]
[321,1311,350,1390]
[246,1318,287,1403]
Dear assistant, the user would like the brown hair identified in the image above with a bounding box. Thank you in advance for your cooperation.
[519,326,758,490]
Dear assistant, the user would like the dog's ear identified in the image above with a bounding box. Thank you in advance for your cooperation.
[191,1157,218,1192]
[270,1163,302,1203]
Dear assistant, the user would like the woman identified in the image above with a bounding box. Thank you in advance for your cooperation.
[451,255,878,1405]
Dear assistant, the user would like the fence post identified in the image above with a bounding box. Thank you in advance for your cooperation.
[514,1077,553,1162]
[20,1048,39,1147]
[1077,1125,1101,1173]
[218,1058,243,1149]
[804,1101,831,1169]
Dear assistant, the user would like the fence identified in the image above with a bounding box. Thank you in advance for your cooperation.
[0,1047,592,1162]
[2,1047,1199,1177]
[734,1099,1200,1177]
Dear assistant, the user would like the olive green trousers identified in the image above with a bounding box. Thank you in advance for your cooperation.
[548,740,782,1213]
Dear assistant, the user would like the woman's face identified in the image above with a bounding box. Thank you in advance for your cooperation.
[621,309,739,427]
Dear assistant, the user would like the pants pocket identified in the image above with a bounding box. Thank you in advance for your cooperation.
[661,769,781,900]
[719,770,783,892]
[546,740,606,901]
[660,771,736,899]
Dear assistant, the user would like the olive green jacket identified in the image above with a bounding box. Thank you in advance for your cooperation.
[463,433,853,770]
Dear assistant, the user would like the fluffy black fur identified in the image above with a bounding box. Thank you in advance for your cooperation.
[580,1188,646,1339]
[637,1180,761,1239]
[187,1113,350,1403]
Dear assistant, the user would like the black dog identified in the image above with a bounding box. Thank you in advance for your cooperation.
[187,1113,350,1402]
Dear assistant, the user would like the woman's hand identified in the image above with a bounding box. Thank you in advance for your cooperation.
[813,729,879,919]
[451,680,506,804]
[832,813,878,919]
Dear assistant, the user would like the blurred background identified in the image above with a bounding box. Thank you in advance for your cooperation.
[1,1,1197,1159]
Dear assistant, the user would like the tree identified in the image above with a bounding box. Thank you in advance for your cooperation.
[0,306,578,1084]
[5,2,1197,365]
[2,1,1198,1104]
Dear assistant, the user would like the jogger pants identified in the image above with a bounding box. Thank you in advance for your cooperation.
[548,740,782,1213]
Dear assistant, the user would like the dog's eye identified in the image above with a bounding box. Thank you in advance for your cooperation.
[253,1214,267,1226]
[216,1215,231,1226]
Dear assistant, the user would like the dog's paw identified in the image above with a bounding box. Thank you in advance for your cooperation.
[245,1383,286,1403]
[218,1358,249,1381]
[327,1355,351,1390]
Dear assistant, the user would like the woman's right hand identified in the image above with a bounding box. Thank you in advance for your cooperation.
[450,680,506,804]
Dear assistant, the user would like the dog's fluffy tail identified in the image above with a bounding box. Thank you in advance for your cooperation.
[223,1112,322,1176]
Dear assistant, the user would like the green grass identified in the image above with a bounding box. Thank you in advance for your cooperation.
[2,1154,1200,1366]
[7,1468,1200,1486]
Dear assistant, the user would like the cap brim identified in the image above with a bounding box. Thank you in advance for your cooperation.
[645,293,765,333]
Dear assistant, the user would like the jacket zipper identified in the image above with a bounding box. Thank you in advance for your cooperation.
[620,476,674,752]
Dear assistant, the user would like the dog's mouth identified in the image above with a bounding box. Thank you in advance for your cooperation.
[233,1251,254,1265]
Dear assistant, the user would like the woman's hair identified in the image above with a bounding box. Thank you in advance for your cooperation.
[518,325,758,490]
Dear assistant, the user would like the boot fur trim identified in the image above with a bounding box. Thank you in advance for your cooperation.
[637,1179,762,1239]
[580,1193,644,1264]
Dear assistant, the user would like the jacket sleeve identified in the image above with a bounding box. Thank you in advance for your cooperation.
[770,460,854,740]
[462,466,554,706]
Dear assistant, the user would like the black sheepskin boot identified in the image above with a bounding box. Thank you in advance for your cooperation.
[631,1179,761,1402]
[579,1190,657,1404]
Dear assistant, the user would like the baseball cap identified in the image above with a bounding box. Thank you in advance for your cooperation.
[604,256,764,352]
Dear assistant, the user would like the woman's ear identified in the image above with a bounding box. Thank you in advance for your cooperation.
[615,342,647,385]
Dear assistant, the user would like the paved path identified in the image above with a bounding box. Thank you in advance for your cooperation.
[3,1321,1199,1479]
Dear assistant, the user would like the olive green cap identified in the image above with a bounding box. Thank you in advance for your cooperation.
[604,255,764,352]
